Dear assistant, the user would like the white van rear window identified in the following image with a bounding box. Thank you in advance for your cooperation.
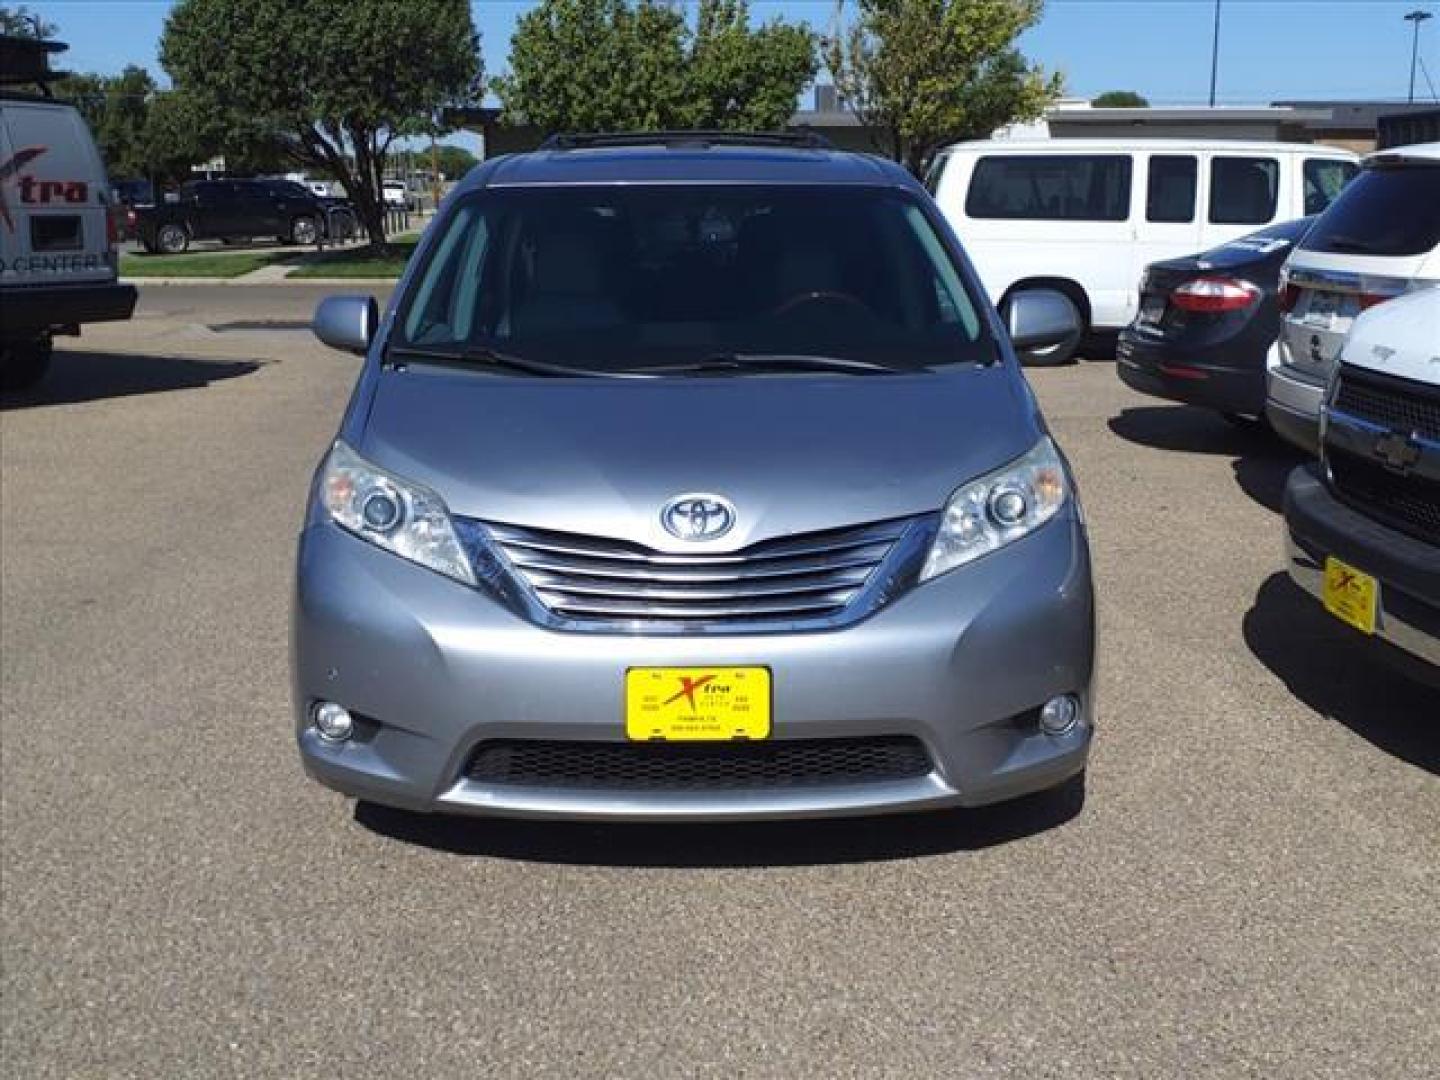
[965,155,1132,222]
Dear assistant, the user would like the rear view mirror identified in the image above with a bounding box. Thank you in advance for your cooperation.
[313,295,379,355]
[1005,289,1082,358]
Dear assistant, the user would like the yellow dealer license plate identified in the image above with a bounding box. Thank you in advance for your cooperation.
[625,667,771,742]
[1323,556,1378,635]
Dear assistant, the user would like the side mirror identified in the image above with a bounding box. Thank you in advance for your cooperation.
[313,295,379,355]
[1005,289,1082,358]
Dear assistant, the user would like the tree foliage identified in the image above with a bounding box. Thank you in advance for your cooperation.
[495,0,818,133]
[1091,90,1148,108]
[431,144,479,182]
[825,0,1061,173]
[54,67,160,180]
[159,0,481,247]
[0,4,57,38]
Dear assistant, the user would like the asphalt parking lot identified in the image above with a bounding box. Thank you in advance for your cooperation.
[2,286,1436,1078]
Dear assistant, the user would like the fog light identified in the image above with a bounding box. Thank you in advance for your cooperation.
[1039,695,1080,737]
[312,701,354,742]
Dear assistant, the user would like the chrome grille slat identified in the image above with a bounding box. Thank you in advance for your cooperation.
[484,521,907,565]
[525,566,873,601]
[507,548,890,584]
[540,592,855,620]
[479,515,917,629]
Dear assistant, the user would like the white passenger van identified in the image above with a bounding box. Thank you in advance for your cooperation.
[926,139,1359,363]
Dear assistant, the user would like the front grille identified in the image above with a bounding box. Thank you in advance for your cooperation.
[1329,448,1440,544]
[465,737,933,791]
[1334,368,1440,442]
[481,517,917,629]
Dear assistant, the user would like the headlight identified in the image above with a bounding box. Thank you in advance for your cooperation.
[318,440,476,585]
[919,437,1069,582]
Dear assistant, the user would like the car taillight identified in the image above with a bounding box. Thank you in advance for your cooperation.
[1170,277,1260,313]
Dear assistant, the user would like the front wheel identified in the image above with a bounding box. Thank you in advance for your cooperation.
[1,336,54,392]
[289,216,319,246]
[156,223,188,254]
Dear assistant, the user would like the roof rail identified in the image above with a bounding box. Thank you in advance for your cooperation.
[539,129,834,152]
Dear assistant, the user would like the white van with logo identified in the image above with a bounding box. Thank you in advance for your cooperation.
[926,139,1358,364]
[0,35,136,390]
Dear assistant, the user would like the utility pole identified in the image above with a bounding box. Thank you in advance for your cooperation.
[1406,10,1434,104]
[1208,0,1222,107]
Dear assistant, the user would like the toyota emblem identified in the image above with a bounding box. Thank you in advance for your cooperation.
[661,494,735,541]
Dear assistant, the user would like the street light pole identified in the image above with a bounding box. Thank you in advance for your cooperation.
[1406,10,1434,104]
[1208,0,1222,107]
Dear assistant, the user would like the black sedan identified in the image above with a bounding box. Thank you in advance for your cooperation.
[1116,217,1313,424]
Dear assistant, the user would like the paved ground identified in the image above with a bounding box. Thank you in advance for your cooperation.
[3,287,1436,1078]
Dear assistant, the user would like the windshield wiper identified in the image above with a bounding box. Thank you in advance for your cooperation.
[642,352,916,377]
[387,343,651,380]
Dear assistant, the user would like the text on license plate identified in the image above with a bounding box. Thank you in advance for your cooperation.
[1322,556,1378,635]
[625,667,771,741]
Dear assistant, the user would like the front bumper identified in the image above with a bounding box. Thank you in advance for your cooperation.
[1116,331,1265,415]
[293,515,1095,821]
[0,281,137,334]
[1284,464,1440,672]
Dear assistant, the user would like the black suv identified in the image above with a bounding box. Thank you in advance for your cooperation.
[133,179,345,253]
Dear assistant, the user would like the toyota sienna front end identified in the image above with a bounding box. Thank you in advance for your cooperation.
[293,136,1095,821]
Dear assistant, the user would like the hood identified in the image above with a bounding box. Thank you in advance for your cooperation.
[1341,286,1440,385]
[357,366,1039,553]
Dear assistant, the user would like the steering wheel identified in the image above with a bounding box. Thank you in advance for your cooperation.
[770,290,871,318]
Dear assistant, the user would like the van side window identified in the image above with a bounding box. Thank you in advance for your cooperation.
[1303,159,1358,215]
[1209,157,1279,225]
[1146,156,1197,223]
[965,155,1132,221]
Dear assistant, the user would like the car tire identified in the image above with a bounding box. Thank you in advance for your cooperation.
[0,337,53,393]
[157,224,189,254]
[289,216,320,246]
[1012,290,1084,367]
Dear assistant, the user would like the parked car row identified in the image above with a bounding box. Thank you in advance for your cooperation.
[1116,139,1440,685]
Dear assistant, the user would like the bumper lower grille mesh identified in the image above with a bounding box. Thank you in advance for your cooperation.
[465,737,933,791]
[1329,449,1440,544]
[480,516,915,629]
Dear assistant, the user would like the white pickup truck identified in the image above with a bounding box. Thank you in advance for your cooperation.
[1,35,136,390]
[1283,286,1440,681]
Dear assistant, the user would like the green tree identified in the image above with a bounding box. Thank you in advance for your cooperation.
[0,4,58,38]
[683,0,819,129]
[496,0,687,132]
[495,0,817,133]
[825,0,1061,174]
[55,66,158,180]
[159,0,481,247]
[432,144,478,182]
[1091,90,1148,108]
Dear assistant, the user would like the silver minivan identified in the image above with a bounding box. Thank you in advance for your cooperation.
[294,134,1095,822]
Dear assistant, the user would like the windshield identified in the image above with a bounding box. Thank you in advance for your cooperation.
[1300,165,1440,258]
[396,185,992,374]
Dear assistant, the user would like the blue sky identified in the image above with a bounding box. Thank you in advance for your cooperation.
[31,0,1440,106]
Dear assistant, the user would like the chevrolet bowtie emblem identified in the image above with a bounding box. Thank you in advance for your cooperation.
[1374,430,1422,472]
